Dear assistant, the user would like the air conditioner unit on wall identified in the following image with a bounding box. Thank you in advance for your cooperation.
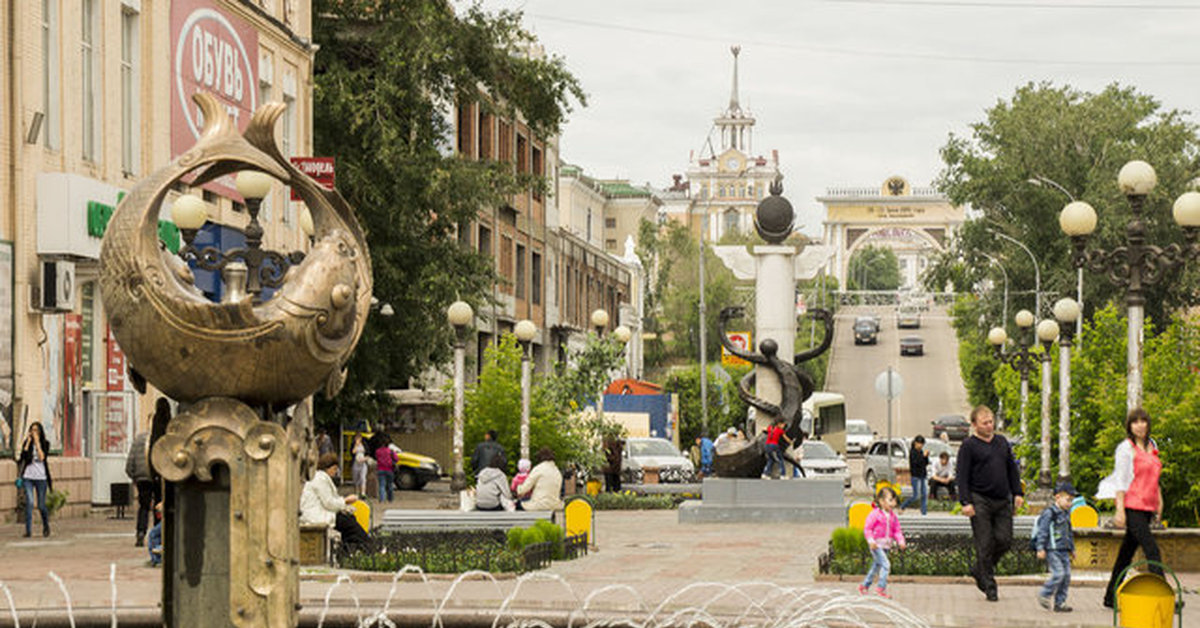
[39,259,75,312]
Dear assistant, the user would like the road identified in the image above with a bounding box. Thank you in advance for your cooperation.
[824,304,971,443]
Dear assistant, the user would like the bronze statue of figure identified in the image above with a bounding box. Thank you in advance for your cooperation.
[712,305,834,477]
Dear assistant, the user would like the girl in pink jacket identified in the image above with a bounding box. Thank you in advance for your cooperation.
[860,486,906,598]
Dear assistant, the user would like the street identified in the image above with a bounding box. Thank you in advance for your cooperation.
[825,304,971,443]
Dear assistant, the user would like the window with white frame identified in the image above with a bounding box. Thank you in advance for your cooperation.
[42,0,60,149]
[81,0,97,161]
[120,6,140,175]
[281,71,297,225]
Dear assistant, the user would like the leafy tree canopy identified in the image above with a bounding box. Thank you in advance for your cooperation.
[311,0,585,428]
[927,82,1200,329]
[847,245,901,291]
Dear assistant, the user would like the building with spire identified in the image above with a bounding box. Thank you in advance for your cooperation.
[662,47,782,242]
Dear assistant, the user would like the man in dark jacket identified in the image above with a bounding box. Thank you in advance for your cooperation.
[470,430,507,475]
[602,435,624,492]
[125,431,156,547]
[956,405,1024,602]
[899,435,929,515]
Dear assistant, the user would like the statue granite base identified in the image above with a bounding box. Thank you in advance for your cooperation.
[678,477,845,524]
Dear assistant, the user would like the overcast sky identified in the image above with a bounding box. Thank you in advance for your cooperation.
[474,0,1200,236]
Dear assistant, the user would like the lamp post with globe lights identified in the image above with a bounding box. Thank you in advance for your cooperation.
[1053,298,1081,483]
[988,309,1039,438]
[1059,160,1200,412]
[447,301,474,490]
[514,319,537,461]
[613,324,633,378]
[1035,318,1060,490]
[590,308,611,418]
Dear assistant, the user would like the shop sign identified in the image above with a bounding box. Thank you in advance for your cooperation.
[721,331,752,367]
[289,157,335,201]
[171,0,258,197]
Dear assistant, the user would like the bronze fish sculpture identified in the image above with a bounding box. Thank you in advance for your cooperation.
[99,92,371,406]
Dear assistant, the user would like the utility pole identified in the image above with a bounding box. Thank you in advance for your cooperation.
[699,211,709,432]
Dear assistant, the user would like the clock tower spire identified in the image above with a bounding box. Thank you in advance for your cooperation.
[716,46,754,153]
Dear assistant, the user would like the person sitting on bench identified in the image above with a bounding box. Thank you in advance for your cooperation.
[301,453,370,548]
[930,451,956,500]
[475,455,516,512]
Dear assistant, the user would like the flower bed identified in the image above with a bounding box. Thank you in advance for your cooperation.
[821,527,1044,577]
[338,522,586,574]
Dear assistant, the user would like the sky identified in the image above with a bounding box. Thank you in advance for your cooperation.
[472,0,1200,237]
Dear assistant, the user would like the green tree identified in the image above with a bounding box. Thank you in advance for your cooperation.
[847,245,901,291]
[311,0,585,428]
[928,82,1200,325]
[664,364,750,446]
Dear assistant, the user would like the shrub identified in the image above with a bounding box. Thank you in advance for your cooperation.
[831,526,868,556]
[592,491,676,510]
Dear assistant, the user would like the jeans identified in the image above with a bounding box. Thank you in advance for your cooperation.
[762,444,783,477]
[377,470,394,502]
[901,476,928,514]
[930,478,957,500]
[862,547,891,589]
[968,492,1014,593]
[1104,508,1163,605]
[1041,550,1071,607]
[23,478,49,535]
[147,521,163,566]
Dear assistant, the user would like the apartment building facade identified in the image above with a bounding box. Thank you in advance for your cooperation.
[0,0,315,515]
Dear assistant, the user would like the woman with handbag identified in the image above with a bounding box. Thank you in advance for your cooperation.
[18,421,53,537]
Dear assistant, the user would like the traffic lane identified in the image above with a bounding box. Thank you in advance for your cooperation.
[895,308,970,439]
[826,305,902,440]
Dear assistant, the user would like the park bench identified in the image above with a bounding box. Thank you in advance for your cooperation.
[897,514,1038,537]
[378,509,553,533]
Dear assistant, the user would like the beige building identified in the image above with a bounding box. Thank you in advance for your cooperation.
[818,176,964,289]
[0,0,315,515]
[558,164,659,256]
[682,46,781,242]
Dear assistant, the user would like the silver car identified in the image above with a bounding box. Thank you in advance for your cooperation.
[799,440,851,488]
[863,437,956,489]
[622,437,697,484]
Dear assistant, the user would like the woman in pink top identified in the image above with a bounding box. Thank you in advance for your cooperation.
[860,486,907,598]
[1099,408,1163,608]
[375,437,396,503]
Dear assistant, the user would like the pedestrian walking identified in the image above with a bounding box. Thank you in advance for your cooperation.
[374,435,395,503]
[900,435,929,515]
[18,421,53,538]
[761,418,792,479]
[602,435,623,492]
[956,405,1024,602]
[1034,481,1078,613]
[859,486,906,599]
[696,433,715,477]
[1098,407,1164,609]
[350,433,369,495]
[125,430,156,547]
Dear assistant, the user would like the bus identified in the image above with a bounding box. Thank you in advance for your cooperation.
[803,391,848,455]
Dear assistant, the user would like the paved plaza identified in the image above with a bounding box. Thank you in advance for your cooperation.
[2,482,1194,627]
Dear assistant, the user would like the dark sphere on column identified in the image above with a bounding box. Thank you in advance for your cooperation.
[755,178,794,244]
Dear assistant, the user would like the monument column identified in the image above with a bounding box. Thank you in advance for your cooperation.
[752,244,796,435]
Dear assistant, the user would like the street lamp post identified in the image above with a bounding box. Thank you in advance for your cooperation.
[591,309,610,418]
[988,228,1042,318]
[1060,161,1200,412]
[447,301,474,490]
[1029,176,1084,341]
[514,319,537,462]
[1053,298,1081,483]
[979,252,1009,326]
[613,325,633,379]
[1036,319,1059,490]
[988,309,1039,437]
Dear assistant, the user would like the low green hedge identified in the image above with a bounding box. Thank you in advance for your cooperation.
[506,519,565,559]
[591,491,690,510]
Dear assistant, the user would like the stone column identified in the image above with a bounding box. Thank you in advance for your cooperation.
[752,244,797,435]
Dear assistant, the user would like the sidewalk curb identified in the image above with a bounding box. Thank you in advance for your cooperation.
[301,569,519,583]
[814,573,1109,588]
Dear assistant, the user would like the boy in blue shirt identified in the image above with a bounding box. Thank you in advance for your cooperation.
[1034,481,1077,613]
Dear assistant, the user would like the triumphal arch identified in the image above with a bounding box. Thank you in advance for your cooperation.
[818,176,964,289]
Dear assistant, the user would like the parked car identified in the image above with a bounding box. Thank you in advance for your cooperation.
[622,437,697,484]
[853,319,879,345]
[845,419,874,455]
[342,430,442,491]
[799,440,851,488]
[931,414,970,441]
[899,335,924,356]
[896,308,922,329]
[863,437,957,489]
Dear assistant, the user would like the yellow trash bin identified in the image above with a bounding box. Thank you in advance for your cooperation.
[847,502,872,530]
[1116,573,1177,628]
[1070,504,1099,529]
